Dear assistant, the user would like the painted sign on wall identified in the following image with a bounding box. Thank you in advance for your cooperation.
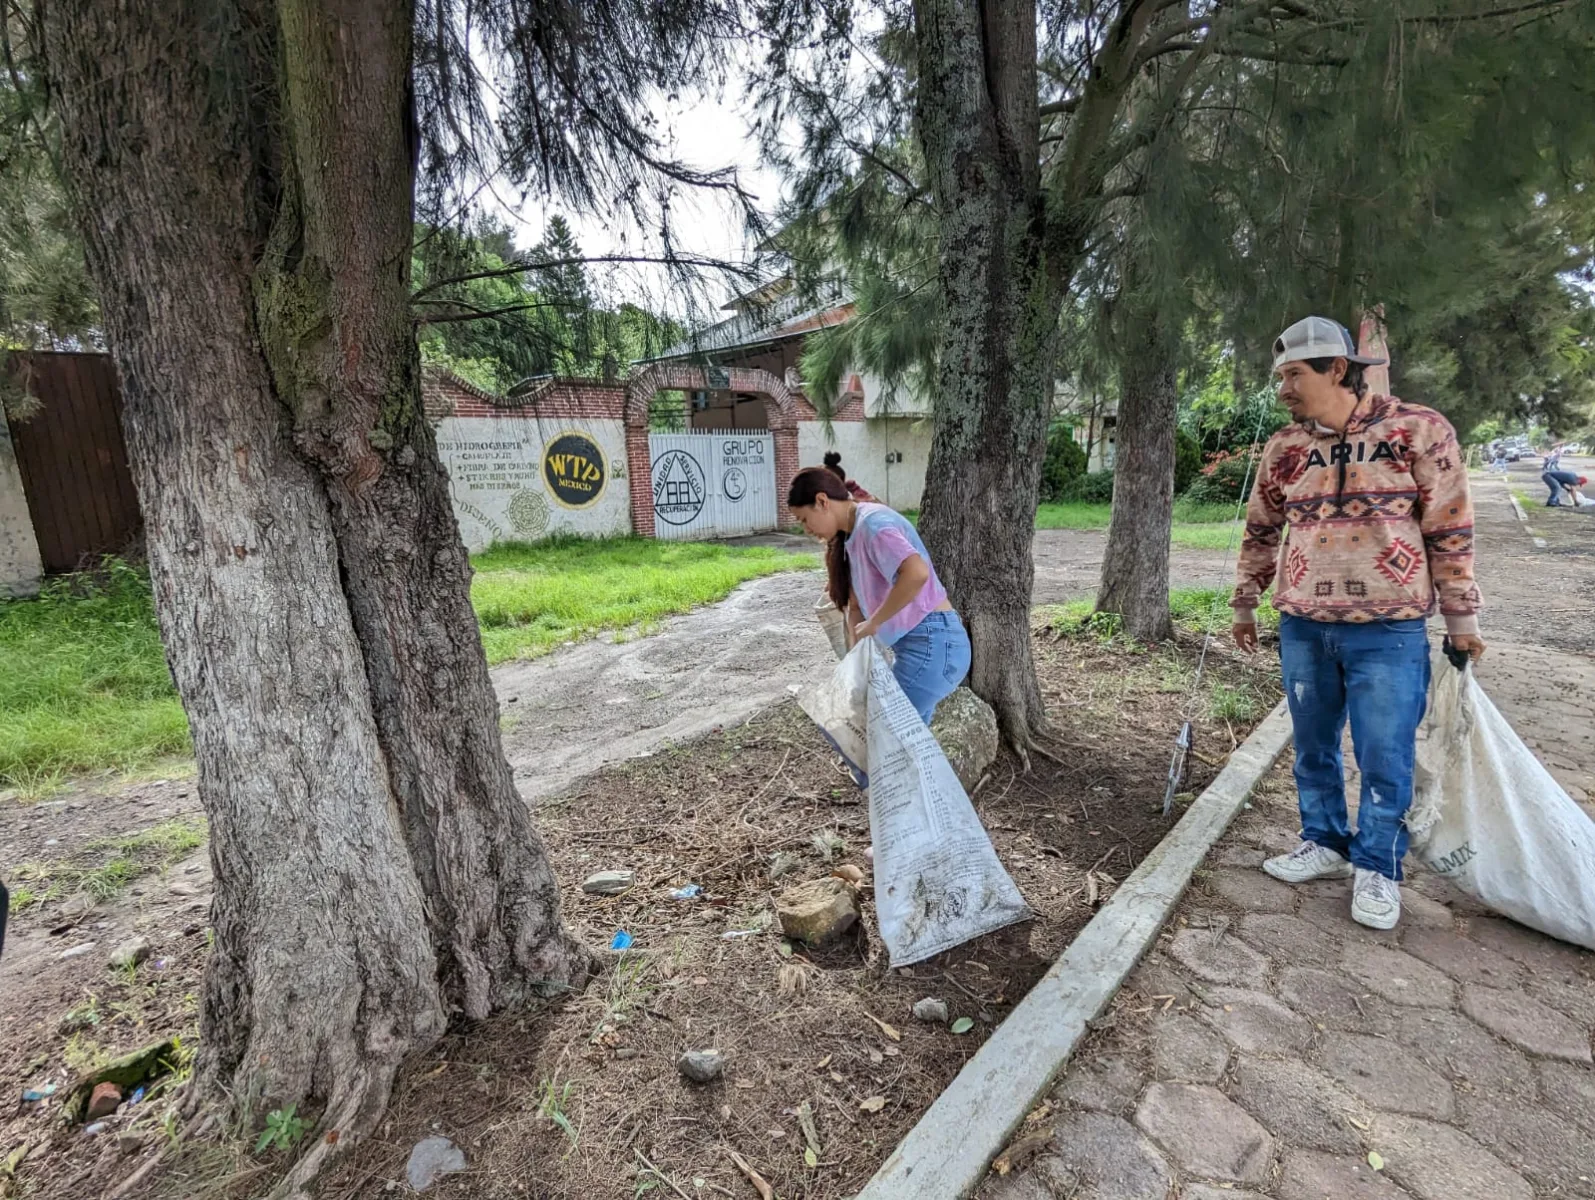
[652,447,708,527]
[648,431,777,541]
[542,431,607,508]
[435,416,629,551]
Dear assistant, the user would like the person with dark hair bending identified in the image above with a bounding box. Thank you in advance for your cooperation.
[788,466,970,724]
[822,451,878,503]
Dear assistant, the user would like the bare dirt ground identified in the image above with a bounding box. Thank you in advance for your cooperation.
[0,532,1264,1200]
[250,632,1279,1200]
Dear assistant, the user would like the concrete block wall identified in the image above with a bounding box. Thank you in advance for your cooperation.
[0,407,43,598]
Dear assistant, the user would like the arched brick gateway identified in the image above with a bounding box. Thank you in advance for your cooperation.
[622,363,809,536]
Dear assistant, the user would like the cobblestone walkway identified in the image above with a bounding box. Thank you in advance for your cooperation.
[979,481,1595,1200]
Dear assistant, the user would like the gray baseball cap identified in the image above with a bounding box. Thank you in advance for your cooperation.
[1272,315,1388,370]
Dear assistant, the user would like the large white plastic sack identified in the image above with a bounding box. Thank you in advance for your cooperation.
[1410,657,1595,950]
[796,638,1032,966]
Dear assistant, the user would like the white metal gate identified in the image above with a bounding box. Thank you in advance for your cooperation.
[649,430,778,540]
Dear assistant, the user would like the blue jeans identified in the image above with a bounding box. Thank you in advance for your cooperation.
[890,611,972,724]
[1545,470,1579,505]
[1278,615,1431,881]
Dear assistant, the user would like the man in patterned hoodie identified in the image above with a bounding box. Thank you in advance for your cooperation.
[1232,316,1486,930]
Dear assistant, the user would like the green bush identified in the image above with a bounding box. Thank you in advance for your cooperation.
[1039,423,1088,502]
[1059,470,1116,503]
[1175,429,1204,494]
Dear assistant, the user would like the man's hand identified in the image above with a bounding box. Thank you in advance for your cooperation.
[1450,633,1487,661]
[1232,622,1259,653]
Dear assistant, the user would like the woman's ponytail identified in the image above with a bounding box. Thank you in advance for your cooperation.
[788,465,854,610]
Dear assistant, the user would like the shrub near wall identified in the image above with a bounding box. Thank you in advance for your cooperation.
[1183,446,1261,504]
[1040,422,1088,502]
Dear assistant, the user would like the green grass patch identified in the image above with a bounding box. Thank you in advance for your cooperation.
[1040,586,1280,643]
[10,815,206,911]
[1207,681,1262,724]
[1169,521,1243,551]
[0,561,190,793]
[0,537,813,787]
[906,501,1240,547]
[1034,499,1239,530]
[471,536,814,664]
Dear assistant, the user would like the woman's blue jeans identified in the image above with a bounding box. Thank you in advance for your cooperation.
[890,611,972,725]
[1278,615,1431,881]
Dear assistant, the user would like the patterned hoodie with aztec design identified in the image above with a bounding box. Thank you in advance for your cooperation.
[1231,394,1481,635]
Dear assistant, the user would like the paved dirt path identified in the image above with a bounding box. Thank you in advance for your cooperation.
[982,473,1595,1200]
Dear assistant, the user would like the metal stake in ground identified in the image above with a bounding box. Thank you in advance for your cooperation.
[1162,398,1273,815]
[1162,719,1192,817]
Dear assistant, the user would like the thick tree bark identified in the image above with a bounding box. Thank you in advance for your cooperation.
[41,0,585,1186]
[264,0,584,1021]
[911,0,1060,751]
[1097,300,1179,642]
[42,0,445,1172]
[909,0,1152,752]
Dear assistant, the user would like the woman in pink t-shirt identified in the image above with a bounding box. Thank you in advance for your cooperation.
[788,466,971,724]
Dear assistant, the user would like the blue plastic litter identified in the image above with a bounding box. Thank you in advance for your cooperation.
[129,1086,146,1106]
[610,930,634,951]
[22,1083,57,1102]
[668,885,703,901]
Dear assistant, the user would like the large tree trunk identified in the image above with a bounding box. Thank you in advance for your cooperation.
[911,0,1060,752]
[42,0,445,1172]
[42,0,584,1186]
[1097,300,1179,642]
[264,0,584,1021]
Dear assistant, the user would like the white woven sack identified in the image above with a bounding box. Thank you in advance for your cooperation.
[797,638,1031,965]
[1410,655,1595,950]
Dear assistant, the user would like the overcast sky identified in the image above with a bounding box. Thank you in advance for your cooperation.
[480,76,789,318]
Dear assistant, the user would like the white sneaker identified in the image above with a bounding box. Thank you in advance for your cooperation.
[1263,841,1354,884]
[1352,868,1402,930]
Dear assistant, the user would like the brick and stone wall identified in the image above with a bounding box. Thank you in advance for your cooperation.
[422,359,928,545]
[424,370,631,550]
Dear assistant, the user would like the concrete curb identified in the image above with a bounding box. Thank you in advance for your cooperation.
[1505,485,1548,548]
[854,700,1295,1200]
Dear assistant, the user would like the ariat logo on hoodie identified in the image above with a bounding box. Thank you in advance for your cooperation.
[1303,440,1409,469]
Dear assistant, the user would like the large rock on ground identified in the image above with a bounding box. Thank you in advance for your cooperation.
[776,878,860,947]
[929,687,999,792]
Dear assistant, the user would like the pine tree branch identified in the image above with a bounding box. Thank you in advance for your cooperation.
[1286,0,1575,33]
[411,254,746,300]
[1142,39,1352,67]
[411,298,568,325]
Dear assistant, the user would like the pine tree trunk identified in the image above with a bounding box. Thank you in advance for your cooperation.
[41,0,584,1185]
[911,0,1060,751]
[1097,302,1179,642]
[264,0,585,1020]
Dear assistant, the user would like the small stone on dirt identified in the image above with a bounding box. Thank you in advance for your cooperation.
[405,1135,466,1192]
[776,878,860,947]
[913,998,950,1024]
[580,870,635,895]
[678,1049,725,1084]
[87,1082,122,1120]
[109,937,152,971]
[58,942,96,961]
